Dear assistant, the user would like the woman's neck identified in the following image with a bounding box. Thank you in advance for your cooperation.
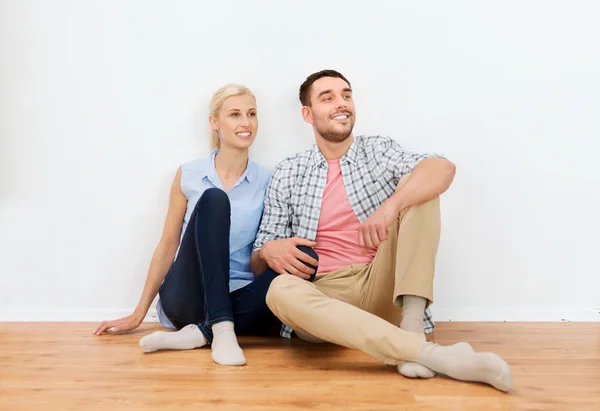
[214,146,249,180]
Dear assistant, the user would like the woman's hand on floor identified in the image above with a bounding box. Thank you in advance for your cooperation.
[93,313,143,335]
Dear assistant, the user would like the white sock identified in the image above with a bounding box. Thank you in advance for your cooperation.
[211,321,246,366]
[398,342,474,378]
[415,342,513,392]
[398,295,435,378]
[400,295,427,333]
[139,324,207,353]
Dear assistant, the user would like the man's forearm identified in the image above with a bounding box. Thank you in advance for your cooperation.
[388,158,456,213]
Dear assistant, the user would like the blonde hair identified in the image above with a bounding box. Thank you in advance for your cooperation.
[209,83,255,150]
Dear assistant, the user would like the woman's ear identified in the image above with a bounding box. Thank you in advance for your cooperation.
[209,115,219,130]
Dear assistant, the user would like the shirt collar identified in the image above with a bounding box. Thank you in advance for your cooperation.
[205,149,254,185]
[309,145,327,168]
[309,137,360,168]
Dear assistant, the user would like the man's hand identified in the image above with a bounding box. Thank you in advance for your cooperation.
[358,200,399,252]
[260,237,318,279]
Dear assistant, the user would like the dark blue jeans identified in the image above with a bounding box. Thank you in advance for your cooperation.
[158,188,281,342]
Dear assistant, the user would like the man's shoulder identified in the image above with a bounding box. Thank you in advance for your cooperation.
[272,146,315,175]
[355,135,396,148]
[353,136,401,161]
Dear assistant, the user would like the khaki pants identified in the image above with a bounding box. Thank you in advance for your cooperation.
[265,179,441,365]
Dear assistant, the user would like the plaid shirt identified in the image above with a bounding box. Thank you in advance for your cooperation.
[254,135,441,337]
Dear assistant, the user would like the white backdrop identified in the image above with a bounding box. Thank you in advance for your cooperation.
[1,0,599,322]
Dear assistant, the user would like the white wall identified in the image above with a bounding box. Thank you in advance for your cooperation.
[1,0,599,322]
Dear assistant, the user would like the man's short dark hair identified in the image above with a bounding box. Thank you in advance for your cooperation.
[299,69,352,107]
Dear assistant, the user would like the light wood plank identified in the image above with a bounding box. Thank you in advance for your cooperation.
[1,322,598,410]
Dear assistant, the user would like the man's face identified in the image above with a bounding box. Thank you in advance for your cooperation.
[304,76,356,143]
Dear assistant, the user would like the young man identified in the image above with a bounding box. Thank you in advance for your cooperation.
[250,70,512,392]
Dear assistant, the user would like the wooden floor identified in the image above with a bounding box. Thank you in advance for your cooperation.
[0,323,598,411]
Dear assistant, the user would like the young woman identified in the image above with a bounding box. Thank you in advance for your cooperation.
[93,84,297,366]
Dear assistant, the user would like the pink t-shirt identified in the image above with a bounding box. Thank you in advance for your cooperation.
[314,160,377,273]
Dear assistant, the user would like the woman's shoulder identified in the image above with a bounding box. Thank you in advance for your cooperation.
[178,155,214,196]
[180,154,212,173]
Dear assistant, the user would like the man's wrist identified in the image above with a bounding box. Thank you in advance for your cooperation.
[387,192,407,215]
[257,244,269,261]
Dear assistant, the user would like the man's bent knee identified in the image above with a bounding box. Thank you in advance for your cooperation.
[266,274,303,310]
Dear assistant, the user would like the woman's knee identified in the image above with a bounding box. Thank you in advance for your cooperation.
[295,246,319,279]
[195,188,230,216]
[200,187,229,205]
[296,246,319,262]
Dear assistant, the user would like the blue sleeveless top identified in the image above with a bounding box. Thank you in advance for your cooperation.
[156,150,271,328]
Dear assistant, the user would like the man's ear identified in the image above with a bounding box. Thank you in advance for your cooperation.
[209,115,219,130]
[301,106,313,124]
